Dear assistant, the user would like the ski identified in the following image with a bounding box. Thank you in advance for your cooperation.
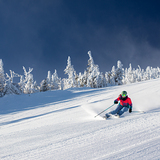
[103,114,120,119]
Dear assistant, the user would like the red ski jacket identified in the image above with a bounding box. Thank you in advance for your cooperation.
[114,95,132,109]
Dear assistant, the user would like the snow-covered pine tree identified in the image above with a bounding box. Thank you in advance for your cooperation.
[87,51,95,75]
[64,56,77,89]
[143,66,150,80]
[24,73,37,94]
[20,67,38,94]
[0,59,5,97]
[152,68,156,79]
[41,70,61,91]
[46,71,52,90]
[95,72,105,88]
[74,71,79,87]
[51,69,61,90]
[60,78,66,90]
[86,51,101,88]
[92,69,101,88]
[102,72,107,87]
[124,64,135,84]
[5,70,22,95]
[156,67,160,78]
[148,67,158,79]
[76,71,87,88]
[135,65,142,82]
[115,60,124,85]
[105,71,111,86]
[110,66,116,85]
[40,78,49,92]
[122,68,127,84]
[80,70,88,87]
[109,61,124,85]
[77,72,83,87]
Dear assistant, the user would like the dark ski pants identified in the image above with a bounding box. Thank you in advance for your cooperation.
[107,104,128,116]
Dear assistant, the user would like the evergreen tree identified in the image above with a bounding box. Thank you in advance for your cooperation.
[105,71,111,86]
[24,74,38,94]
[46,71,52,90]
[115,60,124,85]
[87,51,95,75]
[125,64,135,83]
[42,70,61,91]
[81,71,88,87]
[5,70,21,95]
[109,61,124,85]
[143,66,151,80]
[20,67,38,94]
[135,65,142,82]
[86,51,100,88]
[110,66,116,85]
[0,59,5,97]
[64,56,77,89]
[77,72,82,87]
[157,67,160,78]
[40,79,49,92]
[52,69,61,90]
[95,72,105,88]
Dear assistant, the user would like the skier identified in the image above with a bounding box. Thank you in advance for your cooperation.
[104,91,132,119]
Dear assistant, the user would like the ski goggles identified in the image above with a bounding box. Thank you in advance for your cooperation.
[122,94,127,97]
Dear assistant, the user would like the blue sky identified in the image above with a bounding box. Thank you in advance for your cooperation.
[0,0,160,83]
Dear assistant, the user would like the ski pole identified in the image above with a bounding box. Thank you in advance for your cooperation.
[94,104,115,118]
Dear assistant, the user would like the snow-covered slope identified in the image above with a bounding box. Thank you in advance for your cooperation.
[1,79,160,160]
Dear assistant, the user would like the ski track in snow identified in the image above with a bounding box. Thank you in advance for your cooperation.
[0,79,160,160]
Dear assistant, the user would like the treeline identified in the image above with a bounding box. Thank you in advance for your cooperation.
[0,51,160,97]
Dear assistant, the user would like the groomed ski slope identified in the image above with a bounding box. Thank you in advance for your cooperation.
[1,78,160,160]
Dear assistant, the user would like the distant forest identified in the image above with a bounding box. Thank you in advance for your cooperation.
[0,51,160,97]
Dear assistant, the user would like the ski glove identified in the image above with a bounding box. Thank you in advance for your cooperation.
[129,108,132,113]
[114,100,118,104]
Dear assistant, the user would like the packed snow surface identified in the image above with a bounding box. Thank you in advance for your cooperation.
[1,79,160,160]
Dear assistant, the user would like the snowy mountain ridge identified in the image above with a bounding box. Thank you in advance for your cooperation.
[1,78,160,160]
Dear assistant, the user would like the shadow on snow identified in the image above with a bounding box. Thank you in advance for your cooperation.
[0,105,80,126]
[0,87,110,115]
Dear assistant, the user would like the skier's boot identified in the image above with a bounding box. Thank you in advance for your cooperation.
[103,114,111,119]
[114,114,120,118]
[103,115,108,119]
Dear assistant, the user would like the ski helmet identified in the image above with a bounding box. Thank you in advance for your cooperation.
[122,91,127,97]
